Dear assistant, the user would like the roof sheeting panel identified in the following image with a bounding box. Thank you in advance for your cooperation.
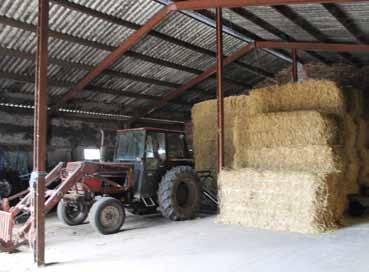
[223,8,281,41]
[290,4,356,43]
[244,6,318,41]
[112,56,195,84]
[70,0,163,25]
[155,12,246,55]
[338,3,369,40]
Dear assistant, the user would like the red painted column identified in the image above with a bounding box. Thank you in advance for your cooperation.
[292,48,298,82]
[216,8,224,173]
[33,0,49,266]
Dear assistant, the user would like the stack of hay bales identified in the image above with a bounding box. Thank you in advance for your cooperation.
[235,81,360,197]
[192,80,362,233]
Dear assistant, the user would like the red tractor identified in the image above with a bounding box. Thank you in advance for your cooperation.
[0,128,208,251]
[57,127,202,234]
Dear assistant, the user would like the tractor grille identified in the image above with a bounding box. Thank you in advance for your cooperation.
[0,211,13,243]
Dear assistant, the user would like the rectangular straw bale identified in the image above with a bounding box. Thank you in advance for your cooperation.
[233,145,345,173]
[192,95,263,180]
[217,168,341,234]
[249,80,346,115]
[234,111,341,148]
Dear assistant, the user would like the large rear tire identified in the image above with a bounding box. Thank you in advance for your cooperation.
[158,166,201,221]
[89,197,125,235]
[57,199,89,226]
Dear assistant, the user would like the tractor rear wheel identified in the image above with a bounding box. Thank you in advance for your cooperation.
[89,197,125,235]
[57,199,89,226]
[158,166,201,221]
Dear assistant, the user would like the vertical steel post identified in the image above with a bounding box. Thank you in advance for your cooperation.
[292,48,298,82]
[33,0,49,266]
[216,8,224,173]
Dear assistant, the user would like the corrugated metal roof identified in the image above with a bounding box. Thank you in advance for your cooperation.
[0,0,368,121]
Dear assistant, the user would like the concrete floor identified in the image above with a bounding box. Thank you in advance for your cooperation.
[2,213,369,272]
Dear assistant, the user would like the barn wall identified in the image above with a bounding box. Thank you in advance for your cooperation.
[0,109,120,173]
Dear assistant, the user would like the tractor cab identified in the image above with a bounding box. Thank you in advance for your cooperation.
[113,128,193,200]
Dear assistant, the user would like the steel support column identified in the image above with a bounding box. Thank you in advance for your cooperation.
[292,48,298,82]
[33,0,49,266]
[216,8,224,173]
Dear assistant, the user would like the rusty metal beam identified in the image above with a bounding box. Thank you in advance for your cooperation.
[50,0,213,56]
[272,5,362,65]
[255,40,369,52]
[0,9,269,90]
[0,46,247,93]
[292,48,298,82]
[173,0,368,10]
[0,15,201,76]
[57,5,176,105]
[216,8,225,173]
[157,0,293,64]
[183,7,290,75]
[33,0,49,266]
[130,43,255,121]
[322,3,369,44]
[230,7,331,63]
[0,47,179,89]
[145,43,255,115]
[0,71,191,107]
[50,0,268,82]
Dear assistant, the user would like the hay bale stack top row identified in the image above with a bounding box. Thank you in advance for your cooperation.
[192,80,356,179]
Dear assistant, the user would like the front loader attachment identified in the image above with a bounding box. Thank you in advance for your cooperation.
[0,162,85,253]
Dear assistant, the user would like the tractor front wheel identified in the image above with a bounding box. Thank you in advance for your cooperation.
[158,166,201,221]
[57,199,89,226]
[89,197,125,235]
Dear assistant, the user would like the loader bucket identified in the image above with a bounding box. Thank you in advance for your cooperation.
[0,210,15,252]
[0,162,65,253]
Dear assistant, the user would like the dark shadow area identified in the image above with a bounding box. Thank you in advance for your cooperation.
[44,262,60,267]
[119,212,215,233]
[342,213,369,227]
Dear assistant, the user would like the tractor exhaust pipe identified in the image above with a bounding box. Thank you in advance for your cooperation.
[100,129,106,162]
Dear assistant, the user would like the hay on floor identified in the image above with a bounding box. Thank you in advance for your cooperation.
[217,168,341,234]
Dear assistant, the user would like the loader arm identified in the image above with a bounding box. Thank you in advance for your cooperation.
[0,162,84,253]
